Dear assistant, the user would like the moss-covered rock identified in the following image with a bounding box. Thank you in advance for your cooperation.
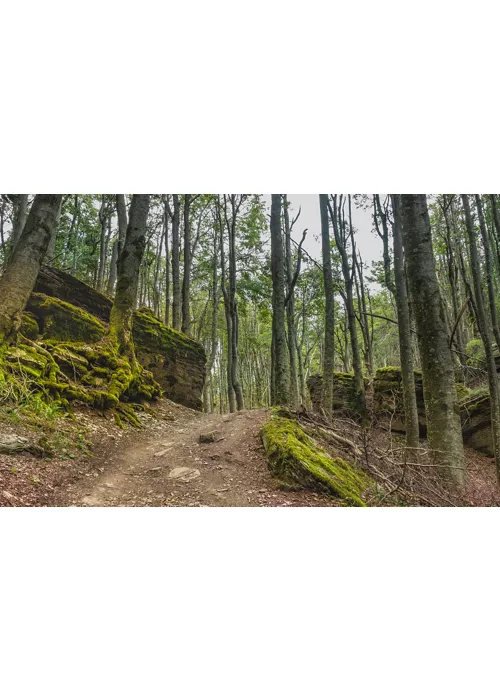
[372,367,426,434]
[260,415,371,506]
[4,345,48,379]
[307,372,363,415]
[132,308,206,410]
[460,392,492,456]
[19,312,40,340]
[27,293,106,343]
[28,270,206,411]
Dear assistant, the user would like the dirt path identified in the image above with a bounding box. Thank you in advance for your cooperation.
[53,404,334,507]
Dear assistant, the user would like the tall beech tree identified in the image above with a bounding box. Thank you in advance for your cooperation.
[170,194,181,331]
[328,194,366,423]
[217,195,245,412]
[270,193,289,405]
[181,194,192,335]
[390,194,420,448]
[162,195,171,326]
[0,194,63,347]
[109,194,150,364]
[401,194,464,482]
[319,193,335,415]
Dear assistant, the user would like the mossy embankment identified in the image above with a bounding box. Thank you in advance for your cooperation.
[1,285,206,428]
[260,413,371,506]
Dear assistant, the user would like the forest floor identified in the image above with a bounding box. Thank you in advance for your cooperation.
[0,399,334,507]
[1,397,499,507]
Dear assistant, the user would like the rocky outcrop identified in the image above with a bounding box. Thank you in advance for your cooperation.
[34,265,112,321]
[132,308,205,410]
[372,367,426,434]
[27,293,106,343]
[308,369,494,456]
[308,372,362,416]
[460,393,492,455]
[22,267,206,410]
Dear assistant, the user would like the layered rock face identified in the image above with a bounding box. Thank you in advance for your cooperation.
[24,266,206,410]
[132,309,205,410]
[308,368,492,456]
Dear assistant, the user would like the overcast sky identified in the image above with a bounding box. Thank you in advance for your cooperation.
[262,194,383,269]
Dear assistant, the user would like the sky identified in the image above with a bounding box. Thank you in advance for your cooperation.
[262,194,384,269]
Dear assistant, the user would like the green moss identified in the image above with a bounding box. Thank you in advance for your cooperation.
[5,346,46,374]
[461,393,489,415]
[132,310,204,356]
[260,416,371,506]
[28,293,105,343]
[19,312,40,340]
[465,338,485,367]
[456,383,472,401]
[1,301,166,430]
[333,371,355,381]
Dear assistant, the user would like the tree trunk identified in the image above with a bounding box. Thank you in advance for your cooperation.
[109,194,150,363]
[116,195,128,258]
[171,194,181,331]
[203,229,219,412]
[328,195,366,422]
[181,194,192,335]
[270,194,289,405]
[152,226,163,318]
[475,195,500,351]
[8,194,29,259]
[229,206,244,410]
[97,195,108,291]
[218,202,236,413]
[0,194,63,347]
[462,194,500,480]
[319,194,335,415]
[163,196,171,326]
[108,194,127,298]
[440,197,466,378]
[107,240,118,296]
[283,196,300,409]
[44,196,64,263]
[374,195,395,295]
[400,194,464,483]
[390,194,420,448]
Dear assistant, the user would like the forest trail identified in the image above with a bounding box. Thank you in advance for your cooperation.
[53,404,333,507]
